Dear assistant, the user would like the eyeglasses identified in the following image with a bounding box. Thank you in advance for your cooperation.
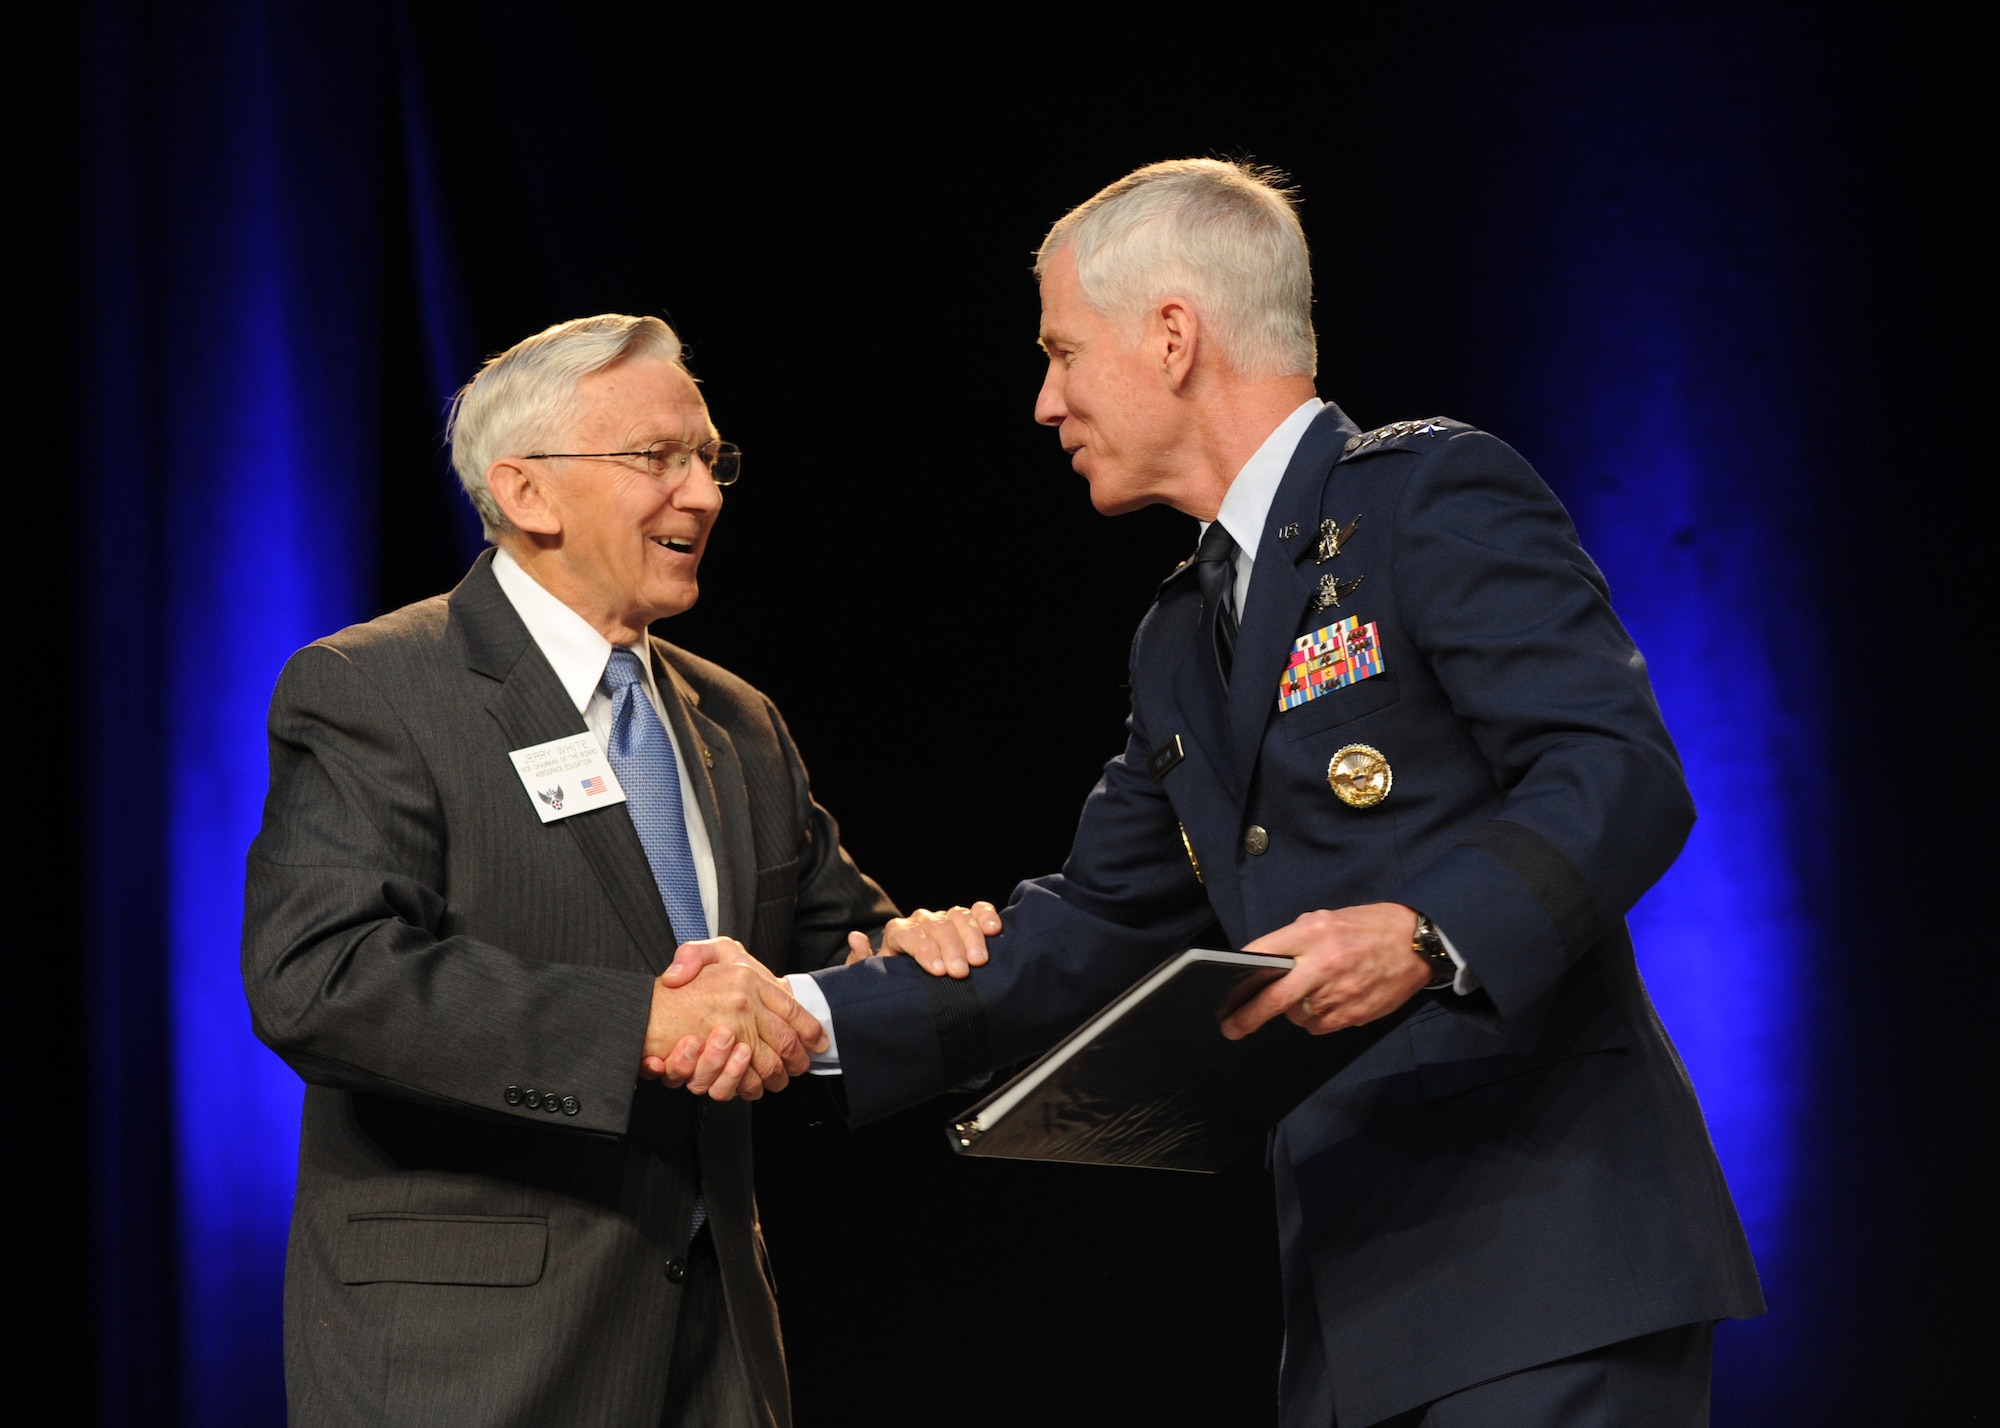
[525,438,742,486]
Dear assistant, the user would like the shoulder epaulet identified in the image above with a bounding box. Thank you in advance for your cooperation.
[1338,416,1467,458]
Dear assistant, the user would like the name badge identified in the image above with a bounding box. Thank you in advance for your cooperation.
[508,733,627,823]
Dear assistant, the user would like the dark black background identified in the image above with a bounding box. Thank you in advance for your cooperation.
[8,3,1986,1423]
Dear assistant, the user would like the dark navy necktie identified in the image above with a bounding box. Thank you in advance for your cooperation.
[601,648,709,948]
[1195,521,1240,686]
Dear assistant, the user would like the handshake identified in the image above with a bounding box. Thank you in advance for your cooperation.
[638,902,1001,1100]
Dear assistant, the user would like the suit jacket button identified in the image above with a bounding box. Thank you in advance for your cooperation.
[664,1257,688,1284]
[543,1094,561,1113]
[561,1096,581,1115]
[504,1085,523,1106]
[1244,825,1270,856]
[523,1089,543,1110]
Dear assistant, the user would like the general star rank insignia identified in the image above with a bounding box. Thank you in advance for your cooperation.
[1278,615,1385,711]
[1311,573,1364,611]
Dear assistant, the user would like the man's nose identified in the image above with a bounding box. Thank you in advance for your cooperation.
[1034,370,1065,427]
[675,455,723,509]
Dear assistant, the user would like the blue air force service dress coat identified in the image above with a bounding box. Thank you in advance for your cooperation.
[812,403,1764,1427]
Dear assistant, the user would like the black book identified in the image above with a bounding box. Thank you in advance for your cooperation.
[948,948,1369,1173]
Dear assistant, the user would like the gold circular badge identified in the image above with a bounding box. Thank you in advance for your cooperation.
[1327,744,1392,808]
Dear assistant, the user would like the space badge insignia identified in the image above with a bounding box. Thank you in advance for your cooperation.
[1327,743,1393,808]
[1278,616,1385,711]
[1311,573,1364,611]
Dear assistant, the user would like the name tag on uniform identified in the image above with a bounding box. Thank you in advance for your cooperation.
[508,733,626,823]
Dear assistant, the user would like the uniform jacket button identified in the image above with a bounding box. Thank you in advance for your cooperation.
[1244,825,1270,856]
[664,1257,688,1284]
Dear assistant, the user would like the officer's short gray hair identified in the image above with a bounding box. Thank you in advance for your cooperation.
[1036,159,1316,380]
[447,314,689,539]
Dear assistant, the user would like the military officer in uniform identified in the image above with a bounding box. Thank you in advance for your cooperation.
[778,160,1766,1426]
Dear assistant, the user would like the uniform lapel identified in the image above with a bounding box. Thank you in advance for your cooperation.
[651,648,757,944]
[1136,560,1246,936]
[1224,405,1361,793]
[452,553,677,974]
[1155,562,1237,802]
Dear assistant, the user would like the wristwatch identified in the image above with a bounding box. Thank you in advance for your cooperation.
[1413,913,1454,990]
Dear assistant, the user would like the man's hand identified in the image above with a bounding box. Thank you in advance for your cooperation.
[1221,903,1431,1040]
[844,902,1001,978]
[637,937,829,1100]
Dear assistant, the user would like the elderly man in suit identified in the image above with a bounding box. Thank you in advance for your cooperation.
[798,160,1766,1426]
[243,314,897,1426]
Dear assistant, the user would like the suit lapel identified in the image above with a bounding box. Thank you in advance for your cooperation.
[452,553,677,975]
[1224,405,1362,793]
[652,648,758,943]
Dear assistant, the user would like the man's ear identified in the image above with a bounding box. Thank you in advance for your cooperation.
[1156,298,1199,390]
[486,457,563,537]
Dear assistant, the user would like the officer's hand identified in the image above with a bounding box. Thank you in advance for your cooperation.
[845,902,1001,978]
[1222,903,1430,1039]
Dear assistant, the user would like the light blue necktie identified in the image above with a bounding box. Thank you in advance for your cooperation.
[601,648,709,947]
[601,647,710,1239]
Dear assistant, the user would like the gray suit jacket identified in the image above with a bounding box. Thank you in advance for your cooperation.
[243,551,895,1426]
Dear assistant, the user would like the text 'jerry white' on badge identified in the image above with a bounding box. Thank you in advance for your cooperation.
[508,732,627,823]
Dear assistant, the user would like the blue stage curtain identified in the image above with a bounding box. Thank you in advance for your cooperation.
[1437,15,1839,1415]
[84,3,391,1421]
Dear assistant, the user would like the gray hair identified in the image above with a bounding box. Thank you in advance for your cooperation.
[1036,159,1316,380]
[446,313,689,538]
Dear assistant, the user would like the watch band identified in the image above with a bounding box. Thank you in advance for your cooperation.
[1413,913,1454,990]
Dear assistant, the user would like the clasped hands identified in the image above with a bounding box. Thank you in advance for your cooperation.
[639,938,823,1102]
[638,903,1000,1102]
